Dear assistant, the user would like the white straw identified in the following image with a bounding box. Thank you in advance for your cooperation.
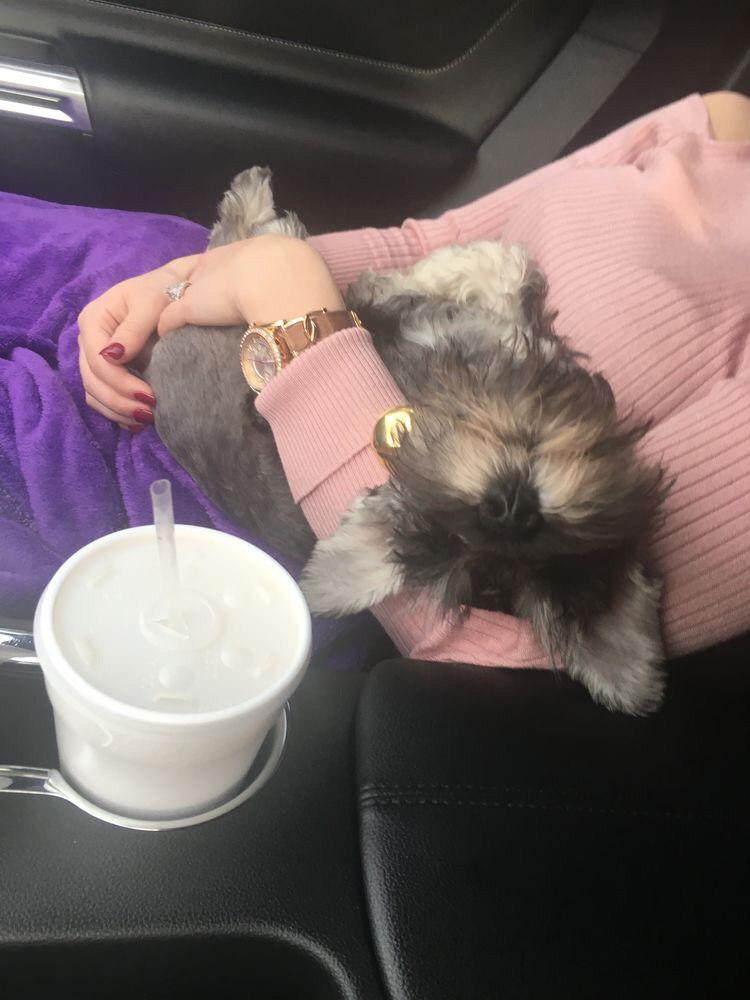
[149,479,185,634]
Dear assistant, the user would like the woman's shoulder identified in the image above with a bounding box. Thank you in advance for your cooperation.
[570,94,712,170]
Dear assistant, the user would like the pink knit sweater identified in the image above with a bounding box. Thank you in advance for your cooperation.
[256,94,750,668]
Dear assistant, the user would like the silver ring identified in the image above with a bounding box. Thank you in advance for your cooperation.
[165,280,191,302]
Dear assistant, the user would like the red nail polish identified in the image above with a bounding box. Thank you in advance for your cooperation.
[133,408,154,425]
[134,391,157,408]
[100,342,125,361]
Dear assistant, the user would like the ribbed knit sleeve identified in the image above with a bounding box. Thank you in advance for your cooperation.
[254,327,399,518]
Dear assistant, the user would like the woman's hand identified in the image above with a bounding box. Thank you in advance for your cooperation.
[156,235,345,334]
[77,255,199,430]
[78,235,344,429]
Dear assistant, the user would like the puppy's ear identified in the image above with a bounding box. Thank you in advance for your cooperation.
[300,486,403,617]
[521,562,665,715]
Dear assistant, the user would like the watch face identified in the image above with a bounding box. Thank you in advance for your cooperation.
[240,328,282,392]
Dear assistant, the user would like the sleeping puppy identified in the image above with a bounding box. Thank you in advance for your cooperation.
[141,168,669,715]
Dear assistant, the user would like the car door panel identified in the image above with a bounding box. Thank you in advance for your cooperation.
[0,0,592,228]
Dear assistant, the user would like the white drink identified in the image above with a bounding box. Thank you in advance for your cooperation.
[34,526,311,819]
[54,530,299,713]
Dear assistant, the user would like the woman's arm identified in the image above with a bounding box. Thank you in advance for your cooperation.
[309,94,710,287]
[79,235,344,424]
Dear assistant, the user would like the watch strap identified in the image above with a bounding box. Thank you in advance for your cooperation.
[271,308,362,359]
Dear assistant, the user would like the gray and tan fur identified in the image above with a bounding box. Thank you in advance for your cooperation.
[142,168,669,715]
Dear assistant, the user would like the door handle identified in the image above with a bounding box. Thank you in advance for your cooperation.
[0,56,91,131]
[0,623,40,671]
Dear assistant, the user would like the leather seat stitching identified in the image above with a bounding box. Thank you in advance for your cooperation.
[80,0,533,77]
[358,795,738,822]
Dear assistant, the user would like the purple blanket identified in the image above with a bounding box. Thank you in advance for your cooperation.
[0,192,383,667]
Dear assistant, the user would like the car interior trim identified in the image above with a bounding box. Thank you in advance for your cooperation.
[0,55,91,130]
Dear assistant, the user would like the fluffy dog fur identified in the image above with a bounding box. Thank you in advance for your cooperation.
[141,168,669,715]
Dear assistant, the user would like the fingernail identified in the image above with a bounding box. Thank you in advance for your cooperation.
[134,391,157,408]
[133,408,154,425]
[100,342,125,361]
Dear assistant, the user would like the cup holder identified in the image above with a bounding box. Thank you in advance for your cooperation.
[0,704,288,831]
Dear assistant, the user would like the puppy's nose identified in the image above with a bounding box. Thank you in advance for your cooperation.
[479,483,542,536]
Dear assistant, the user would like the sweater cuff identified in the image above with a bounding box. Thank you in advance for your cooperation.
[254,326,405,504]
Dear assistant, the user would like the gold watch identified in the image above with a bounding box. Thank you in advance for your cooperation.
[239,308,362,393]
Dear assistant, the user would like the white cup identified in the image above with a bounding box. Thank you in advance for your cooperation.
[33,526,311,820]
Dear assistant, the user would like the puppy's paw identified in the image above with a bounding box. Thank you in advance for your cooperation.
[528,563,666,715]
[300,490,403,616]
[209,166,277,247]
[225,166,275,221]
[577,653,666,716]
[566,565,666,715]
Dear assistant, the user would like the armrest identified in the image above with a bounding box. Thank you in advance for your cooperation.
[356,637,750,1000]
